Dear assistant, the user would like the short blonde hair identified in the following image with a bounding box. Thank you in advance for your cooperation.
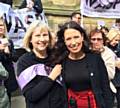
[106,28,120,41]
[23,20,52,51]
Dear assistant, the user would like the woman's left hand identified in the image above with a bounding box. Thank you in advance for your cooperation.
[48,64,62,80]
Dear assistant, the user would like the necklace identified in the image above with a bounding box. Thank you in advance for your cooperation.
[69,53,86,60]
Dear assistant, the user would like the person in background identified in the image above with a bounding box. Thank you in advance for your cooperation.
[89,29,117,105]
[115,19,120,30]
[106,29,120,57]
[17,20,67,108]
[71,11,81,24]
[51,21,113,108]
[106,28,120,108]
[0,16,18,103]
[19,0,43,14]
[100,26,109,36]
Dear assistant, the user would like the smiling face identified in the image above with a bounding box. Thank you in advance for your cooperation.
[110,34,120,47]
[30,27,50,54]
[90,32,104,51]
[64,28,83,55]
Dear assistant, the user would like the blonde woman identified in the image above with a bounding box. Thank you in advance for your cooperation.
[107,28,120,108]
[17,20,67,108]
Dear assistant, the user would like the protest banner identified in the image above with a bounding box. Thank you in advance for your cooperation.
[80,0,120,18]
[0,2,47,49]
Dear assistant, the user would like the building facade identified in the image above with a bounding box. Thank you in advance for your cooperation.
[13,0,115,33]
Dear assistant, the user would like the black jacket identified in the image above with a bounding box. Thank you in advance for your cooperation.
[17,52,68,108]
[86,53,113,108]
[0,39,18,94]
[62,53,113,108]
[108,44,120,87]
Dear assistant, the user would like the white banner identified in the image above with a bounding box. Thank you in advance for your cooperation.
[0,3,47,49]
[80,0,120,18]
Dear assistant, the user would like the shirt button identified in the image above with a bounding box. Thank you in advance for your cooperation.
[60,76,62,81]
[90,73,94,76]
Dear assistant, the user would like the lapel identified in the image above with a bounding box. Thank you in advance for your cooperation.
[86,54,95,79]
[85,54,96,91]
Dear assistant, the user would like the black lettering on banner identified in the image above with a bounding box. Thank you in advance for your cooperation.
[4,13,12,32]
[86,0,97,7]
[26,15,33,24]
[39,14,43,20]
[14,16,26,33]
[112,1,120,9]
[85,0,120,9]
[35,13,43,20]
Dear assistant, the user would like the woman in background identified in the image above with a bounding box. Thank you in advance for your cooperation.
[106,28,120,108]
[0,16,18,102]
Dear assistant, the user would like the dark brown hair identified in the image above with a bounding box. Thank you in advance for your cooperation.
[50,21,89,65]
[89,28,108,46]
[71,11,81,19]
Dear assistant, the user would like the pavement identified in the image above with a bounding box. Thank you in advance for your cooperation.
[10,88,117,108]
[11,88,26,108]
[11,95,117,108]
[11,96,26,108]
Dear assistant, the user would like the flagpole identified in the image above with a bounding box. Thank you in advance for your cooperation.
[80,13,84,28]
[80,0,84,28]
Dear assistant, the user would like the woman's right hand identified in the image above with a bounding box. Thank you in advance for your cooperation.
[48,64,62,81]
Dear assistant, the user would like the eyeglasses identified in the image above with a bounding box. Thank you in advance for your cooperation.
[91,38,103,41]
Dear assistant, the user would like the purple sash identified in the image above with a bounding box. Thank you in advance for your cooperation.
[17,64,62,90]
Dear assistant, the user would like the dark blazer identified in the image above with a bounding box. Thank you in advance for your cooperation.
[62,53,113,108]
[86,53,113,108]
[0,39,18,95]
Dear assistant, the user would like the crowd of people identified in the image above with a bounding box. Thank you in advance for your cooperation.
[1,1,120,108]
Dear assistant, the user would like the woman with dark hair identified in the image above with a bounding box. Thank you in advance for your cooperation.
[16,20,67,108]
[52,21,113,108]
